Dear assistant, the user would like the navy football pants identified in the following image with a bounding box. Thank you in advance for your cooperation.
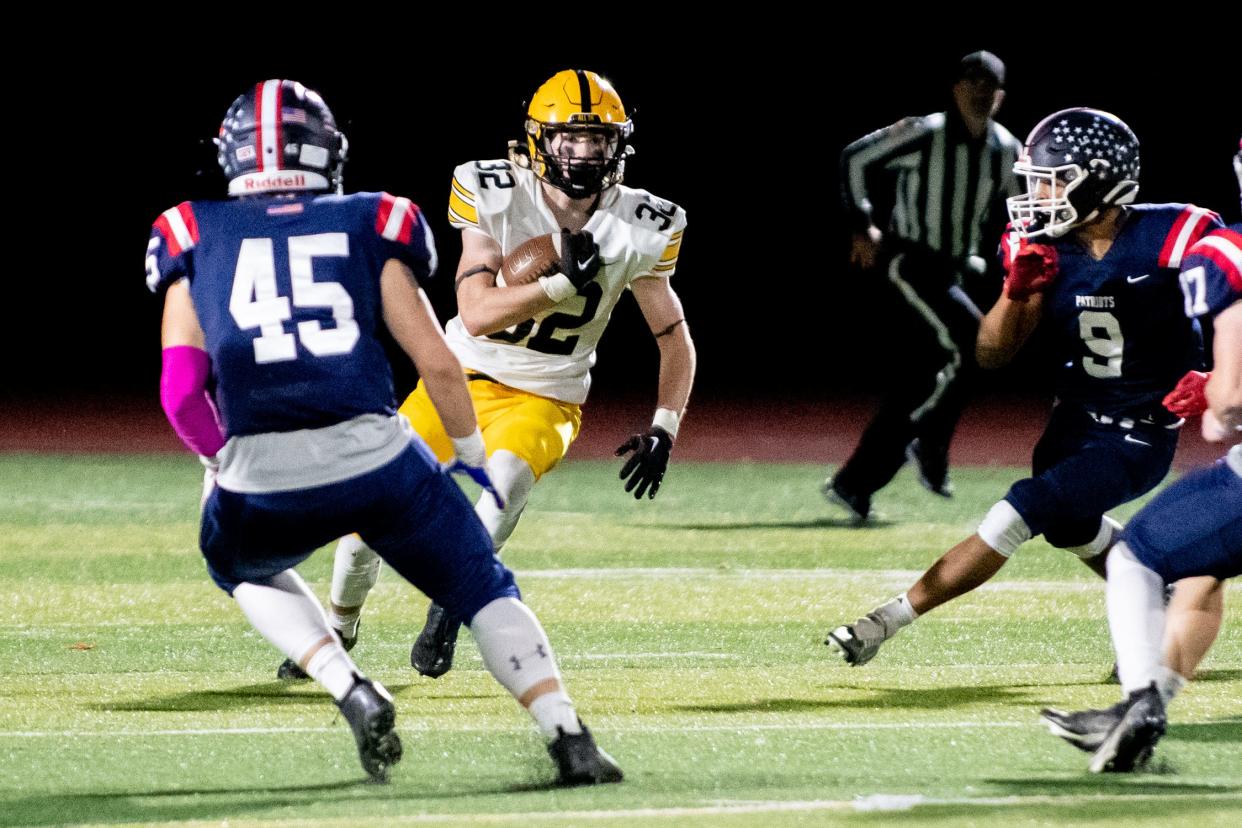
[199,440,518,624]
[1006,405,1179,548]
[1126,458,1242,582]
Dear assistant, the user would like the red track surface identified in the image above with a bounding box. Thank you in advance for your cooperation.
[0,393,1222,470]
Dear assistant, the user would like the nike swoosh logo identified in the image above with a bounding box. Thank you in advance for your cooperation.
[1124,434,1151,446]
[1126,274,1150,284]
[576,253,596,270]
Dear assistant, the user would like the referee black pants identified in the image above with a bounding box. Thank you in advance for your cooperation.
[833,249,983,499]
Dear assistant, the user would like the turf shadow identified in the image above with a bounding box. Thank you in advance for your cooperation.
[650,517,897,530]
[90,681,415,713]
[673,683,1047,713]
[0,775,564,827]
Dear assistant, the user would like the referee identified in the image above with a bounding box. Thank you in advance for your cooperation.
[825,51,1022,522]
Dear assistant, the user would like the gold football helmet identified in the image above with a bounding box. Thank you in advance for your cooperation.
[518,69,633,197]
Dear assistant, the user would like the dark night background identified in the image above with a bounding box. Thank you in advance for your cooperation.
[5,28,1239,417]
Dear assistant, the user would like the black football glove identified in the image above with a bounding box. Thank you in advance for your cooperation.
[559,229,602,288]
[615,426,673,499]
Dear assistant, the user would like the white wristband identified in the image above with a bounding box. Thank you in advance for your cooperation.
[652,407,680,440]
[450,428,487,467]
[539,272,578,303]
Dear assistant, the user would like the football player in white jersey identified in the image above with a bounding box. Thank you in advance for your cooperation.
[278,69,695,681]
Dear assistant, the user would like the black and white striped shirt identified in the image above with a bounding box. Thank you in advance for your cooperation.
[841,111,1022,263]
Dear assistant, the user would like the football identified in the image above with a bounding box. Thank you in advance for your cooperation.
[498,233,561,286]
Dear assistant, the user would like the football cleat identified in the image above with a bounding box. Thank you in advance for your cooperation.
[276,624,357,681]
[547,721,624,786]
[336,674,402,783]
[821,477,872,524]
[1040,699,1129,753]
[1089,683,1166,773]
[825,612,890,666]
[410,602,461,679]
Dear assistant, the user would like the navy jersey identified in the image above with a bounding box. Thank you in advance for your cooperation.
[1003,204,1223,417]
[146,192,436,436]
[1178,223,1242,321]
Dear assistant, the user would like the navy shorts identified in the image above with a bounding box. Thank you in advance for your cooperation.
[1005,405,1178,548]
[199,441,518,624]
[1126,458,1242,583]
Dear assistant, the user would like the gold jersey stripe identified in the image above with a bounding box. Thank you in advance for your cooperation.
[448,189,478,225]
[451,176,476,201]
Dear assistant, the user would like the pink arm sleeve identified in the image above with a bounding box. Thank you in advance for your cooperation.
[160,345,226,458]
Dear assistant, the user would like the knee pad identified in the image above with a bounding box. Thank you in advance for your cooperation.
[977,500,1032,558]
[476,450,536,551]
[1062,515,1123,559]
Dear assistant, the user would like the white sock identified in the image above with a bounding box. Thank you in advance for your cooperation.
[528,691,581,740]
[329,608,361,640]
[474,450,536,551]
[1106,542,1167,695]
[469,597,580,739]
[875,593,918,633]
[330,534,382,623]
[1157,666,1187,706]
[233,570,362,701]
[305,643,358,700]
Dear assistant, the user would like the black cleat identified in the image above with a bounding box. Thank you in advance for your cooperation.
[1090,683,1166,773]
[821,477,872,524]
[336,674,402,783]
[1041,699,1128,753]
[906,439,954,498]
[277,624,358,681]
[547,721,624,786]
[410,602,461,679]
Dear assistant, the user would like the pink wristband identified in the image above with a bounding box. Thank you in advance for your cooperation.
[160,346,226,457]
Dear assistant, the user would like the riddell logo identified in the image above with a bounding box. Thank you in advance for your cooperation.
[245,173,307,190]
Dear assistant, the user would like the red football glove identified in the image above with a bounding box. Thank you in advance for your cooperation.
[1163,370,1210,418]
[1004,243,1059,301]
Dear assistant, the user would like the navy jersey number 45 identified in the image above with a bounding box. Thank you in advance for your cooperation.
[146,192,436,437]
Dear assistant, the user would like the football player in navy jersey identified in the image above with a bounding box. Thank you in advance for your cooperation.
[148,79,621,786]
[1040,140,1241,773]
[825,108,1224,670]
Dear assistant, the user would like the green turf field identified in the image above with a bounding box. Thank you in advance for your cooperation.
[1,455,1238,826]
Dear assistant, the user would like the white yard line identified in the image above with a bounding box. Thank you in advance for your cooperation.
[0,721,1039,738]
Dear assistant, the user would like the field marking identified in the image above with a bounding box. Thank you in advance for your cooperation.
[49,791,1241,824]
[0,721,1038,738]
[572,651,739,660]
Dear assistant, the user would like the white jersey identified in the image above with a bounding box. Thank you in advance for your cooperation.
[444,159,686,404]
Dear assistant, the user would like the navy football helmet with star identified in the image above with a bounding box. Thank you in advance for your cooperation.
[1008,108,1140,239]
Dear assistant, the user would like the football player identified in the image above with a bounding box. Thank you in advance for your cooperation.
[1040,139,1241,773]
[279,70,695,681]
[825,109,1224,672]
[151,79,621,785]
